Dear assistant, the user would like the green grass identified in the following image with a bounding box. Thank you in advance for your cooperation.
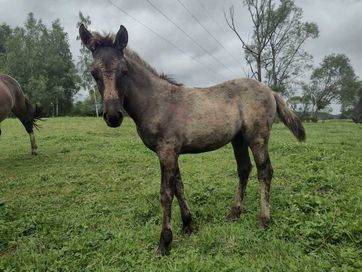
[0,117,361,271]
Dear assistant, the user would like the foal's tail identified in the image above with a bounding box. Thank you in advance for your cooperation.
[273,93,306,142]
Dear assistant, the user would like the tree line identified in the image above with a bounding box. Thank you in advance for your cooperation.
[0,12,102,117]
[0,13,80,116]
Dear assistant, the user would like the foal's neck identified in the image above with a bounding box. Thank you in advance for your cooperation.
[123,59,170,126]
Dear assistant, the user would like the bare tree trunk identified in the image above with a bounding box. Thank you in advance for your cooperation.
[56,98,59,117]
[257,55,262,82]
[271,45,277,88]
[92,89,99,117]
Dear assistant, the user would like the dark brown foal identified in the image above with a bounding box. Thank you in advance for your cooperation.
[79,24,305,255]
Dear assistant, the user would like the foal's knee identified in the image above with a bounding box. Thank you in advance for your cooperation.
[160,187,173,207]
[256,158,273,181]
[239,161,252,179]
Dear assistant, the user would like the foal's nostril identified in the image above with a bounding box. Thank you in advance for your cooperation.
[108,115,119,124]
[104,111,123,127]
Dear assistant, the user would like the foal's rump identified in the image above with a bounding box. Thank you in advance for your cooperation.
[233,79,305,142]
[233,79,277,137]
[0,79,15,122]
[179,78,278,153]
[180,78,304,152]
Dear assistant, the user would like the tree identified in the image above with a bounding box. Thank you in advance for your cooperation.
[263,2,318,94]
[225,0,318,95]
[44,19,80,115]
[2,14,47,103]
[339,78,361,118]
[0,23,12,61]
[76,12,100,117]
[352,86,362,123]
[72,93,102,116]
[0,13,79,116]
[301,54,358,119]
[226,0,281,82]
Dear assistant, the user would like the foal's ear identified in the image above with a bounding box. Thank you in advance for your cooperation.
[115,25,128,51]
[79,24,93,51]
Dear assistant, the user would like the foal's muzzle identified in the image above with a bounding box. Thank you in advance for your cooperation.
[103,110,123,128]
[103,97,123,128]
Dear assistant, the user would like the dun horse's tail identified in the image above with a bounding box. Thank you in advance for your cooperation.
[273,93,306,142]
[25,99,43,130]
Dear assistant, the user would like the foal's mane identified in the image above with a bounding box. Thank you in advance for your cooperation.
[90,32,183,87]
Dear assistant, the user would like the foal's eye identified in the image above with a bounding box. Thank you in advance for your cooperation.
[91,71,97,78]
[91,71,103,85]
[121,69,128,76]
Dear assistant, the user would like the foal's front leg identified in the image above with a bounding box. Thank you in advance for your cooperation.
[156,146,178,255]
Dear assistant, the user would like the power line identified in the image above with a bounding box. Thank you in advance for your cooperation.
[196,0,246,65]
[176,0,242,70]
[106,0,223,80]
[196,0,232,39]
[146,0,238,78]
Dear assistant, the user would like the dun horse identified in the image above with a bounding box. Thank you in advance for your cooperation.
[79,24,306,255]
[0,74,41,155]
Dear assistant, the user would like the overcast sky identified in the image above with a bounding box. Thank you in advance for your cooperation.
[1,0,361,93]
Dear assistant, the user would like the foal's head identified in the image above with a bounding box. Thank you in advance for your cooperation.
[79,24,128,128]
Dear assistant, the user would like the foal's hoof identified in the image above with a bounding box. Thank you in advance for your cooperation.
[182,224,193,236]
[156,229,172,256]
[227,207,241,222]
[257,217,270,230]
[155,245,170,256]
[31,151,38,156]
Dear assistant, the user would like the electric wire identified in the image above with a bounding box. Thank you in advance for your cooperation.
[176,0,241,69]
[146,0,239,77]
[107,0,223,79]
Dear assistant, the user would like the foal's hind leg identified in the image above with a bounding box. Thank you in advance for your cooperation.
[174,167,193,234]
[249,136,273,229]
[228,133,252,221]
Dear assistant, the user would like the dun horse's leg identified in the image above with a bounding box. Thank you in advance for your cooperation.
[19,118,37,155]
[250,137,273,229]
[228,134,252,221]
[29,132,37,155]
[174,167,193,234]
[156,146,178,255]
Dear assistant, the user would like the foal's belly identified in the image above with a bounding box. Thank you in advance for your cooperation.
[180,132,235,154]
[180,107,242,154]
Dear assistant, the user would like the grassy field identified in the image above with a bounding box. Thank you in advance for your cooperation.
[0,117,361,271]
